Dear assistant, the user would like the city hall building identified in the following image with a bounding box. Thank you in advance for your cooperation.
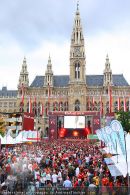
[0,5,130,137]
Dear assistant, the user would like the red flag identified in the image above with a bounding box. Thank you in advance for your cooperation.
[40,103,44,116]
[100,96,103,116]
[118,97,120,111]
[109,86,112,113]
[48,84,50,98]
[21,83,24,104]
[92,97,95,110]
[29,96,32,113]
[88,97,90,110]
[124,97,126,112]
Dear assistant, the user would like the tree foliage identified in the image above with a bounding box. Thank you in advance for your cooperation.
[116,111,130,133]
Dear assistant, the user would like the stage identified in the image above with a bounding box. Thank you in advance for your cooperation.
[48,111,101,139]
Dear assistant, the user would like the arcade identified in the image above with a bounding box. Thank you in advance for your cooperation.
[48,111,101,139]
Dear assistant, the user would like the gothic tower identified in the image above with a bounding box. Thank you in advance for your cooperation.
[103,54,113,86]
[18,57,29,96]
[69,3,86,84]
[45,55,54,87]
[18,57,29,88]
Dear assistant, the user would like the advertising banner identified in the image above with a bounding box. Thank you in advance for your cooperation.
[22,112,34,130]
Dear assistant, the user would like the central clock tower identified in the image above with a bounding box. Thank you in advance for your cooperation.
[68,3,87,112]
[69,3,86,84]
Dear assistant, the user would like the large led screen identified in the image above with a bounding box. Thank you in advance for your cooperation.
[64,116,85,129]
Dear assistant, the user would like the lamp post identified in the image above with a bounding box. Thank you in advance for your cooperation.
[124,131,130,194]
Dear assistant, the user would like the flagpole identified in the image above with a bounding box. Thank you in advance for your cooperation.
[124,131,130,194]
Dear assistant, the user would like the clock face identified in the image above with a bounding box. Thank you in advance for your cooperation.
[74,47,81,57]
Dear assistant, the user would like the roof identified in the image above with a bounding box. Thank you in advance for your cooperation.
[53,76,69,87]
[0,87,17,97]
[86,74,129,86]
[30,76,44,87]
[30,74,129,87]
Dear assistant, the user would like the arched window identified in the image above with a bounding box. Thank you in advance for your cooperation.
[126,101,129,112]
[59,102,63,111]
[93,101,97,111]
[32,102,37,116]
[97,102,100,111]
[37,102,41,117]
[53,102,58,111]
[75,100,80,111]
[64,101,68,111]
[45,102,50,116]
[114,101,118,112]
[106,101,109,113]
[75,62,80,79]
[120,101,124,111]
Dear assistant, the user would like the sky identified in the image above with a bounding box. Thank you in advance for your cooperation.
[0,0,130,90]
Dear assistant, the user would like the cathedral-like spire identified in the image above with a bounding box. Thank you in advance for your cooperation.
[103,54,113,86]
[77,1,79,11]
[45,55,53,86]
[71,1,84,45]
[69,3,86,84]
[18,56,29,88]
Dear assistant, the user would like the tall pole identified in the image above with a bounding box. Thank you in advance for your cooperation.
[124,132,129,194]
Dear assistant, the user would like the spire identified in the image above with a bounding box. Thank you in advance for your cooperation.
[69,3,86,84]
[45,55,53,86]
[106,54,109,62]
[47,54,52,71]
[23,56,26,63]
[48,54,51,65]
[18,56,29,88]
[77,0,79,11]
[103,54,113,86]
[71,1,84,45]
[105,54,110,70]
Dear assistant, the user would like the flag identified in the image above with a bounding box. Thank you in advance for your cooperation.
[123,97,126,112]
[29,96,32,113]
[48,84,51,98]
[92,97,95,110]
[117,97,120,111]
[88,97,90,110]
[40,103,44,116]
[21,83,24,104]
[100,96,103,116]
[109,86,112,113]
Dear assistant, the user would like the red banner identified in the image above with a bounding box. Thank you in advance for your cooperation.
[22,112,34,130]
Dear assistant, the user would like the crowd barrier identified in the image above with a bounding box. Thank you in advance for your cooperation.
[1,186,129,195]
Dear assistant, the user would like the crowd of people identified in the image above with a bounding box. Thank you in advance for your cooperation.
[0,139,129,194]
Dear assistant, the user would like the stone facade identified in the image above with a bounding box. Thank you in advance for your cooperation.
[0,5,130,135]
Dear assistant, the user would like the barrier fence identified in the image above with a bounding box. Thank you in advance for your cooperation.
[1,186,129,195]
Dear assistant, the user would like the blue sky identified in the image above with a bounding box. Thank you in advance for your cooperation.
[0,0,130,89]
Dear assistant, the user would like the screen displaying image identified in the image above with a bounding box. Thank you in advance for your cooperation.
[64,116,85,129]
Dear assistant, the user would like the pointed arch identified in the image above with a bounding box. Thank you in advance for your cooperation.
[75,99,80,111]
[53,101,58,111]
[114,101,118,112]
[106,101,109,113]
[64,101,68,111]
[75,62,80,79]
[59,101,64,111]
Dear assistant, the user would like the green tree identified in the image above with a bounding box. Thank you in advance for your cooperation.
[116,111,130,133]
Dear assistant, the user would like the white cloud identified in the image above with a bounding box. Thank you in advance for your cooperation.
[0,28,130,90]
[87,30,130,84]
[0,0,130,89]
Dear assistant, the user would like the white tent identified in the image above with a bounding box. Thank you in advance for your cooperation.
[1,135,15,145]
[14,131,28,144]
